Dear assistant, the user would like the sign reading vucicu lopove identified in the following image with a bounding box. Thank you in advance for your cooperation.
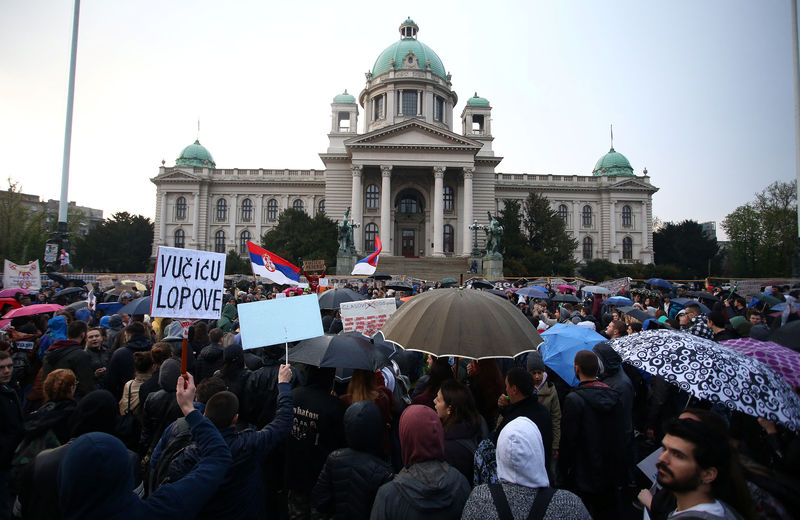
[151,246,226,319]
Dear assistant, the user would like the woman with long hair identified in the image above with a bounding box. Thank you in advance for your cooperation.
[411,356,454,409]
[434,379,486,482]
[341,369,395,458]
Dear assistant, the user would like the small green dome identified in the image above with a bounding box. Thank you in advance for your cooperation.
[333,90,355,104]
[176,140,215,168]
[467,92,489,107]
[372,20,447,80]
[592,147,633,176]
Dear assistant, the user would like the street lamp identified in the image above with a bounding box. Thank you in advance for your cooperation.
[468,219,485,257]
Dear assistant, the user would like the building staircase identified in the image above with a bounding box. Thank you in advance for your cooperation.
[375,256,474,282]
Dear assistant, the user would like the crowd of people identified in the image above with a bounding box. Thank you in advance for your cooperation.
[0,277,798,519]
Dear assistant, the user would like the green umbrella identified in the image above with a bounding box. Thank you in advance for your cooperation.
[441,277,458,286]
[748,293,782,306]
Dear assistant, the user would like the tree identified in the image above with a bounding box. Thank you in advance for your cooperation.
[225,249,251,275]
[653,220,720,278]
[722,180,798,277]
[0,180,47,264]
[496,199,529,276]
[72,212,154,272]
[523,192,578,276]
[261,209,338,269]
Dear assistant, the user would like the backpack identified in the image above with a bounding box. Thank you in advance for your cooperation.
[9,428,60,494]
[473,438,498,486]
[149,418,193,493]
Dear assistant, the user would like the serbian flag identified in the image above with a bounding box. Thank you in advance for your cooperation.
[351,236,382,276]
[247,241,301,286]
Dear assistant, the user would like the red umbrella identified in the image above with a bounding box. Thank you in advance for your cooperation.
[0,298,22,310]
[2,304,63,319]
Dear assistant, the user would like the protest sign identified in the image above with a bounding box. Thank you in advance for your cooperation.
[340,297,397,337]
[637,447,663,484]
[151,247,226,320]
[238,294,324,350]
[302,259,326,272]
[3,260,41,291]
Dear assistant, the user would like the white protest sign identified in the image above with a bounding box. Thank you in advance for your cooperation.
[3,260,41,291]
[637,447,663,484]
[238,294,324,350]
[151,246,226,319]
[340,297,397,337]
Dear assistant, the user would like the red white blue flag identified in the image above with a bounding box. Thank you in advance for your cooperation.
[247,241,301,286]
[351,236,382,276]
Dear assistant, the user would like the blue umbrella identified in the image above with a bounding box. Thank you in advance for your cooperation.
[670,298,710,314]
[517,286,549,299]
[606,296,633,307]
[771,302,800,312]
[645,278,673,290]
[539,323,607,387]
[118,296,152,316]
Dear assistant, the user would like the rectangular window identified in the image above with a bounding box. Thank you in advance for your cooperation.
[434,96,444,122]
[401,90,417,116]
[373,96,384,120]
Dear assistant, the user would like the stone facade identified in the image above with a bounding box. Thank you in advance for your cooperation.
[151,19,657,265]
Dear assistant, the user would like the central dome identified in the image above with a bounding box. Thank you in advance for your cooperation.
[176,140,215,168]
[371,19,447,80]
[592,147,633,176]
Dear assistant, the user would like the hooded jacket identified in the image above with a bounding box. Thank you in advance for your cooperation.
[494,395,553,475]
[37,316,68,360]
[195,343,224,383]
[557,380,625,494]
[56,411,231,520]
[370,405,470,520]
[42,339,95,398]
[313,400,394,519]
[216,303,238,333]
[140,359,182,452]
[0,381,24,468]
[104,333,153,401]
[461,417,591,520]
[593,341,634,440]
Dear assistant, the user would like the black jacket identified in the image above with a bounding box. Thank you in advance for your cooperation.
[194,343,224,383]
[558,380,625,494]
[593,342,635,440]
[22,399,77,446]
[0,381,24,468]
[42,340,95,398]
[494,395,553,473]
[104,334,152,401]
[443,421,483,482]
[140,390,182,453]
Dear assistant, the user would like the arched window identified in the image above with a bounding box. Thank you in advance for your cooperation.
[364,223,378,251]
[293,199,304,211]
[558,204,568,222]
[239,230,251,254]
[443,224,454,253]
[582,205,592,227]
[623,237,633,260]
[174,229,185,248]
[443,186,454,211]
[241,198,253,222]
[318,199,325,214]
[396,189,424,214]
[366,184,379,209]
[216,199,227,222]
[267,199,278,220]
[582,236,593,260]
[214,230,226,253]
[622,205,632,228]
[175,197,187,220]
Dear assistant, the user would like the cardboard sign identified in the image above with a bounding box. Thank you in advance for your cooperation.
[3,260,41,291]
[151,247,226,319]
[637,447,663,484]
[238,294,324,350]
[340,297,397,337]
[302,259,326,272]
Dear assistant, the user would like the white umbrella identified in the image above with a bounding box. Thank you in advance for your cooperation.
[581,285,612,295]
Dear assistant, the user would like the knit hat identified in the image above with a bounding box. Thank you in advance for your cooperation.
[526,351,546,372]
[69,390,118,437]
[108,314,123,330]
[159,359,181,390]
[223,343,244,364]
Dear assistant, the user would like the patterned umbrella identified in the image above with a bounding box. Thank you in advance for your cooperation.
[720,338,800,388]
[610,329,800,432]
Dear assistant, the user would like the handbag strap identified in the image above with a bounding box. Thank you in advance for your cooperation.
[126,380,133,411]
[527,487,555,520]
[488,483,514,520]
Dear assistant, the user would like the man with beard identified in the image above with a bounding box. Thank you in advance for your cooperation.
[654,419,745,519]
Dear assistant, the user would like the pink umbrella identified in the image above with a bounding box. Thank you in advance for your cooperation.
[721,338,800,388]
[557,284,576,293]
[2,304,63,319]
[0,288,30,298]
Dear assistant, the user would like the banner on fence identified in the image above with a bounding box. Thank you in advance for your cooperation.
[3,260,41,291]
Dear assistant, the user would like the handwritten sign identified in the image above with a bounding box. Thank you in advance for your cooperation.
[340,297,397,337]
[302,259,326,272]
[238,294,324,350]
[151,246,226,319]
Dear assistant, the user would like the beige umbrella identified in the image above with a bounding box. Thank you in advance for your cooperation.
[379,287,543,359]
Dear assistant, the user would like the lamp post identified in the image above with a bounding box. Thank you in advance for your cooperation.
[468,219,485,257]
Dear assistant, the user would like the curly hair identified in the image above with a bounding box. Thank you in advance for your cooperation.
[43,368,76,402]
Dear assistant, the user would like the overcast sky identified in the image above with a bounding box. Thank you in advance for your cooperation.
[1,1,796,240]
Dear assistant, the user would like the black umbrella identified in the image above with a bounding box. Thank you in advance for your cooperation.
[317,288,365,310]
[66,300,88,310]
[52,287,86,301]
[671,298,710,314]
[619,307,652,324]
[469,279,494,290]
[385,281,413,292]
[371,273,392,281]
[552,293,579,304]
[285,333,389,370]
[687,291,718,302]
[769,321,800,352]
[118,296,152,316]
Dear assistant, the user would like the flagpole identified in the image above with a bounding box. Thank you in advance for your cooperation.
[58,0,81,252]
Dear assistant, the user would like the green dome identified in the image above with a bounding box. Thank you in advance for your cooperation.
[176,140,215,168]
[467,92,489,107]
[592,147,633,176]
[372,20,447,80]
[333,90,355,104]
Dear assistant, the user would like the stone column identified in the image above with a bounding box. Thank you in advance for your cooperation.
[351,165,363,250]
[229,194,238,251]
[462,167,474,255]
[380,165,392,255]
[433,166,445,257]
[609,200,617,259]
[192,192,200,247]
[159,192,167,246]
[256,194,264,240]
[641,201,648,249]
